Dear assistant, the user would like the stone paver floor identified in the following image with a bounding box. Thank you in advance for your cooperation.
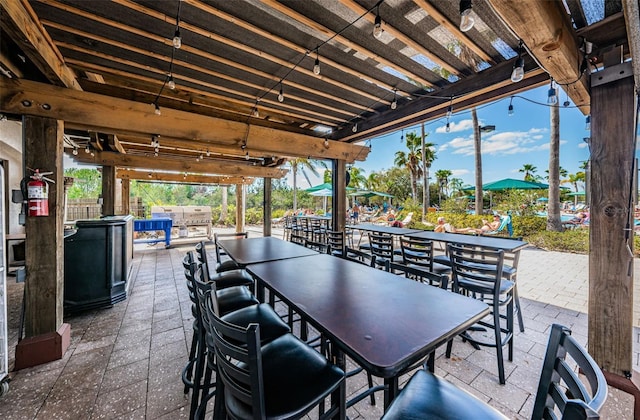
[0,226,636,419]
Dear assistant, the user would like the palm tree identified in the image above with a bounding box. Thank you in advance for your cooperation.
[448,177,464,196]
[545,166,568,180]
[547,104,562,231]
[519,164,538,182]
[289,158,325,211]
[364,172,380,191]
[394,132,430,202]
[562,172,586,206]
[472,108,482,215]
[435,169,452,203]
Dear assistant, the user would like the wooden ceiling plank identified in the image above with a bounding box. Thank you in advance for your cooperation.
[1,78,370,162]
[565,0,588,29]
[257,0,438,88]
[412,0,494,65]
[183,0,413,97]
[116,169,253,185]
[0,0,81,89]
[486,0,590,114]
[69,149,287,178]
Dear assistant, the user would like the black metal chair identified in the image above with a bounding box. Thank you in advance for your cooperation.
[368,231,399,270]
[207,294,346,420]
[388,261,449,290]
[400,237,452,277]
[446,243,514,384]
[382,323,607,420]
[213,232,248,273]
[194,241,254,292]
[325,230,346,257]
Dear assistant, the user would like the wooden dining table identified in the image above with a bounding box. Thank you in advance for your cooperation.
[246,253,490,409]
[216,236,318,267]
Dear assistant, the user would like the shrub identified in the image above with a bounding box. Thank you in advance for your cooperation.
[526,230,589,253]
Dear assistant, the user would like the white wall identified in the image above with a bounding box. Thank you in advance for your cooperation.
[0,119,24,235]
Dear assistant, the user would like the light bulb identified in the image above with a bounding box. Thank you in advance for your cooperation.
[459,7,474,32]
[352,123,357,133]
[510,57,525,82]
[324,139,329,148]
[206,150,210,157]
[199,153,203,160]
[72,147,78,155]
[167,76,175,90]
[508,104,514,116]
[245,152,250,160]
[373,14,383,39]
[445,122,451,132]
[585,115,591,131]
[446,105,452,118]
[252,108,259,118]
[313,57,320,75]
[390,99,397,110]
[154,103,161,115]
[85,145,90,154]
[547,87,557,105]
[172,29,182,49]
[154,151,158,157]
[277,86,284,103]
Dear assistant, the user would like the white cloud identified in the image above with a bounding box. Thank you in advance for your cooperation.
[578,142,589,149]
[435,119,475,133]
[446,128,552,156]
[451,169,470,177]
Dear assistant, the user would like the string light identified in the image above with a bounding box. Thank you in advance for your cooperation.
[352,123,358,133]
[508,96,514,116]
[154,103,161,115]
[72,147,78,155]
[459,0,475,32]
[446,98,453,118]
[206,149,210,157]
[511,40,525,83]
[85,144,91,154]
[199,153,204,160]
[390,89,397,110]
[400,128,404,141]
[245,151,250,160]
[585,115,591,130]
[324,138,329,148]
[373,7,383,39]
[445,122,451,132]
[313,50,321,76]
[277,85,284,103]
[547,78,557,105]
[172,28,182,49]
[167,75,175,90]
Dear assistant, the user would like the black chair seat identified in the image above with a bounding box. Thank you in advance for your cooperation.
[216,258,241,273]
[211,269,254,289]
[433,254,451,267]
[381,370,508,420]
[457,277,515,296]
[217,286,259,316]
[432,261,452,275]
[221,303,291,343]
[223,333,345,420]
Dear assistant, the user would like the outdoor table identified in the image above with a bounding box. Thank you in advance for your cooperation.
[246,253,490,409]
[217,236,317,267]
[346,223,423,250]
[404,231,528,252]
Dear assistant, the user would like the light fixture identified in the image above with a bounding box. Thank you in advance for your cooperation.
[400,129,404,141]
[167,75,175,90]
[245,151,250,160]
[72,147,78,156]
[373,7,383,39]
[277,85,284,103]
[199,153,204,160]
[173,28,182,49]
[446,104,453,118]
[508,97,514,116]
[390,89,397,110]
[547,79,557,105]
[511,40,525,83]
[148,173,153,179]
[352,123,358,133]
[85,144,91,154]
[154,150,158,157]
[252,107,259,118]
[585,115,591,131]
[313,50,321,75]
[206,149,210,157]
[445,122,451,132]
[324,138,329,148]
[459,0,475,32]
[154,103,161,115]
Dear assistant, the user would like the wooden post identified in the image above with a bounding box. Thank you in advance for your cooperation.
[235,183,245,233]
[332,160,346,232]
[15,116,70,370]
[263,177,272,237]
[588,60,635,377]
[121,178,130,216]
[101,165,115,216]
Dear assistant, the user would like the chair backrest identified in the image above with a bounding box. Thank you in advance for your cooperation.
[531,324,607,420]
[289,232,307,246]
[447,243,504,297]
[485,215,512,236]
[214,232,248,260]
[205,293,268,418]
[400,212,414,224]
[326,230,345,257]
[388,261,448,289]
[342,247,376,268]
[194,241,211,281]
[304,239,329,254]
[400,237,435,271]
[368,232,394,261]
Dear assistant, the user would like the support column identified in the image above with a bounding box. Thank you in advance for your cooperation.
[235,183,245,233]
[101,165,115,216]
[15,116,70,370]
[263,178,272,237]
[589,60,636,380]
[331,160,346,232]
[121,178,130,215]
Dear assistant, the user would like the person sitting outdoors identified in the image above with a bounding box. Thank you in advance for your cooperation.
[475,214,502,234]
[433,216,475,234]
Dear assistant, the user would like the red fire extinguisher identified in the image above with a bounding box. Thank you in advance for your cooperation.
[27,169,53,217]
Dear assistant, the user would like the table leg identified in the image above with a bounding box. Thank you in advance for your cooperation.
[330,347,346,420]
[384,376,398,410]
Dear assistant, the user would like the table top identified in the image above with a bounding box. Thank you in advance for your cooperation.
[405,230,528,252]
[247,254,489,378]
[217,236,318,266]
[346,223,423,236]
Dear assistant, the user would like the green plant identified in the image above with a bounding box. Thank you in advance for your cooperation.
[526,230,589,253]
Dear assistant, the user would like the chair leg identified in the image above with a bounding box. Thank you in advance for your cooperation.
[189,332,207,420]
[183,330,198,393]
[507,298,514,362]
[513,283,525,332]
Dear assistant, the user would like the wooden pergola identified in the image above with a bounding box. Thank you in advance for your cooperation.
[1,0,639,412]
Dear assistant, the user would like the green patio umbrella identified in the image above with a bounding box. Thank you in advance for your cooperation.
[566,191,586,196]
[305,183,355,192]
[349,190,394,198]
[463,178,549,191]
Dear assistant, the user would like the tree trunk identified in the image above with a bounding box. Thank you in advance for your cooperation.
[421,122,428,220]
[472,108,482,215]
[547,105,563,231]
[292,165,298,211]
[219,185,228,223]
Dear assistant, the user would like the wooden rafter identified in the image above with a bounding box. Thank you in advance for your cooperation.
[70,149,287,178]
[116,169,253,185]
[487,0,590,114]
[0,0,80,89]
[0,78,370,162]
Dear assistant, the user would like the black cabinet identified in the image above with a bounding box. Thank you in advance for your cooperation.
[64,215,134,313]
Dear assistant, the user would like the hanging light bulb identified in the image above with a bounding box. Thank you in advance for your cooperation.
[510,41,525,83]
[459,0,475,32]
[148,172,153,179]
[277,85,284,103]
[400,129,404,141]
[313,56,321,76]
[172,28,182,49]
[154,150,158,157]
[547,79,557,105]
[85,144,91,154]
[199,153,204,161]
[206,149,210,157]
[390,89,397,110]
[324,138,329,148]
[585,115,591,131]
[245,151,250,160]
[252,107,259,118]
[72,147,78,156]
[352,123,358,133]
[446,104,453,118]
[445,121,451,132]
[167,75,176,90]
[373,9,383,39]
[508,97,514,116]
[154,103,161,115]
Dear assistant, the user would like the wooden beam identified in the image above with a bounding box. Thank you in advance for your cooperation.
[486,0,590,114]
[622,1,640,94]
[0,0,80,89]
[0,78,371,162]
[69,149,287,178]
[106,134,126,154]
[116,169,253,185]
[101,165,116,216]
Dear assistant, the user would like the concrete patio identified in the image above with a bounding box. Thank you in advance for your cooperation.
[0,226,636,419]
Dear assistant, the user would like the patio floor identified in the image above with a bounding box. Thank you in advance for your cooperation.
[0,226,636,419]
